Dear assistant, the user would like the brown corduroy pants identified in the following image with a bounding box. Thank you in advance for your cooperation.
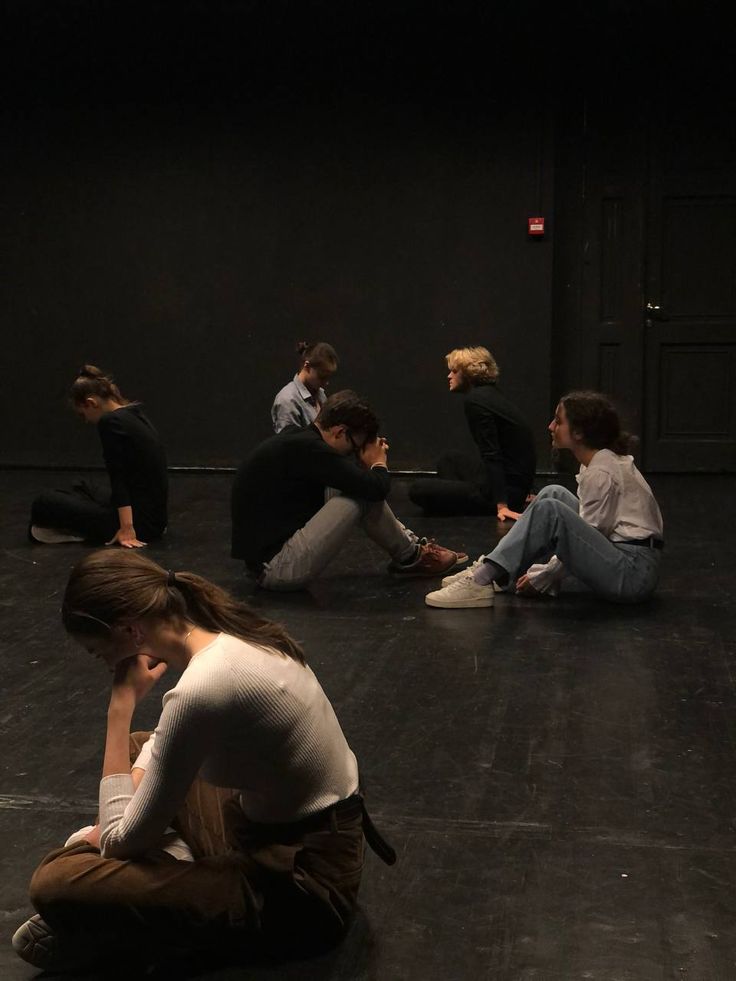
[28,733,365,958]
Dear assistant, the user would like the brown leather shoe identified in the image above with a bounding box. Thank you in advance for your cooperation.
[391,540,468,578]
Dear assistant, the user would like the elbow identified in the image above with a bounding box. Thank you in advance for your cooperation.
[99,828,135,861]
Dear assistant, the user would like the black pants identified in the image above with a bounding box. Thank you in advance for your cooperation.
[409,451,531,516]
[31,481,162,544]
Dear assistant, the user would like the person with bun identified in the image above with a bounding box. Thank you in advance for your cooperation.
[271,341,338,433]
[409,346,536,521]
[234,390,468,589]
[29,366,168,547]
[12,550,394,973]
[425,391,664,608]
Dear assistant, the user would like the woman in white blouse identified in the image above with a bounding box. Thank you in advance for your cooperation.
[13,551,393,973]
[425,391,664,608]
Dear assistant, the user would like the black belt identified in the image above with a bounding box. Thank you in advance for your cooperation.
[616,537,664,550]
[328,794,397,866]
[249,793,397,866]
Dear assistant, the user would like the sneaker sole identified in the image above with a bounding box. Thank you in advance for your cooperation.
[425,594,494,609]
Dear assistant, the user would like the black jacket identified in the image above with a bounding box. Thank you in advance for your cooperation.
[231,424,389,566]
[463,383,536,505]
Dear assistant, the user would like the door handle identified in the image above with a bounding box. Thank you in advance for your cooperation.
[645,301,665,327]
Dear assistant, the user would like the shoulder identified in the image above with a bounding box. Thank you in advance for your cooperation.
[578,450,623,489]
[586,449,627,475]
[176,634,301,697]
[98,409,127,436]
[273,379,298,402]
[100,404,145,430]
[464,383,500,409]
[249,425,320,460]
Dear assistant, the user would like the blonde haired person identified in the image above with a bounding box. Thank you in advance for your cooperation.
[409,346,536,521]
[447,346,500,384]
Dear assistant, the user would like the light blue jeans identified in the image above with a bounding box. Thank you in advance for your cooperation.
[261,495,418,591]
[482,485,661,603]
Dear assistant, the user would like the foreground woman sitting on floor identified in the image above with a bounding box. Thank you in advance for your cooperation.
[13,551,393,973]
[425,391,664,608]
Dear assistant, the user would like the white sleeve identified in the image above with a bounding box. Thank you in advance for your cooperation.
[525,555,566,594]
[578,469,619,536]
[99,688,217,860]
[132,732,156,771]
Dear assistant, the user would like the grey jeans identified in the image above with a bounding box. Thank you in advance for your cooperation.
[484,484,661,603]
[261,495,418,590]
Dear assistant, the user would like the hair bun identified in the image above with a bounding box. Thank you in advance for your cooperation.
[78,364,106,379]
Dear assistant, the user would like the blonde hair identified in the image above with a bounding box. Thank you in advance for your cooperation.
[446,347,499,384]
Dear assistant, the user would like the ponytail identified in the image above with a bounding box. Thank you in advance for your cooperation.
[62,551,305,665]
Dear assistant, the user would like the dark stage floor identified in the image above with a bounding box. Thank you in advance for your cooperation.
[1,470,736,980]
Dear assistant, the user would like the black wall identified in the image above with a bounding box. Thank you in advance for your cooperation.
[2,2,560,470]
[5,2,726,470]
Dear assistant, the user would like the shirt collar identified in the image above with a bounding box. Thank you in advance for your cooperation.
[293,374,324,404]
[292,374,313,400]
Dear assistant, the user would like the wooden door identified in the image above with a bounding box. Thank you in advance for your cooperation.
[643,98,736,471]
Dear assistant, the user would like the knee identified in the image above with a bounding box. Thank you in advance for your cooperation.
[527,496,571,528]
[535,484,570,502]
[29,852,73,912]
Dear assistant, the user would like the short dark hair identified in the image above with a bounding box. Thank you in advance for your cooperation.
[317,390,379,440]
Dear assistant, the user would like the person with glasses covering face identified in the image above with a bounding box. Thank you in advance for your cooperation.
[13,550,395,973]
[271,340,339,433]
[232,390,468,590]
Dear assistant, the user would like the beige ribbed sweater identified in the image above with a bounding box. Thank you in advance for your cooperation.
[100,633,359,859]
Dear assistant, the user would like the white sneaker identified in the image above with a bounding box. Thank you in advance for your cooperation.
[30,525,85,544]
[12,915,63,970]
[441,557,483,587]
[425,571,495,609]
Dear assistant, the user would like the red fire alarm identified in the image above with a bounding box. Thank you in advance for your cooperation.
[528,216,545,237]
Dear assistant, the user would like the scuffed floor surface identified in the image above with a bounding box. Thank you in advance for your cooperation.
[1,470,735,980]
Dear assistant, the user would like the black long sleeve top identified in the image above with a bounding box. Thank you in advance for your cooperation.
[97,405,168,538]
[231,424,390,567]
[463,383,536,505]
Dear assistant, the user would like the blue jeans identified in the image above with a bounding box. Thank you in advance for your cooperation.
[484,485,661,603]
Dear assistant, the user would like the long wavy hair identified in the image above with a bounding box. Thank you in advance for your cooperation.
[62,551,305,664]
[560,391,633,455]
